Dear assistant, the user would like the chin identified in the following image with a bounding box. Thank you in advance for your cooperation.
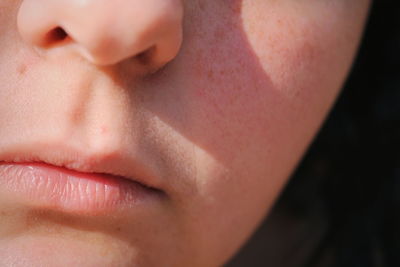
[0,234,138,267]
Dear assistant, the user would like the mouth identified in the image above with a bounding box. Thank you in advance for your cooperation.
[0,161,164,215]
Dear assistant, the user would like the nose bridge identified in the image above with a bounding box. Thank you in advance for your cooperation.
[17,0,184,68]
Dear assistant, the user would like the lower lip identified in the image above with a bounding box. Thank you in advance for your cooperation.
[0,162,158,215]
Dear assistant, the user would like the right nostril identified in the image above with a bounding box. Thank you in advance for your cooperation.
[44,27,68,46]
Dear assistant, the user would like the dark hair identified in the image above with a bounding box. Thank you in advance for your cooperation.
[228,0,400,266]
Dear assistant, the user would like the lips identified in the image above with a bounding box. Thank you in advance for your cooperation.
[0,161,164,215]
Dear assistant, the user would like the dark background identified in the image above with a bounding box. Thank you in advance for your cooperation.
[228,0,400,266]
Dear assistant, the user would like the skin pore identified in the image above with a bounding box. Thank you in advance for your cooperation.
[0,1,370,267]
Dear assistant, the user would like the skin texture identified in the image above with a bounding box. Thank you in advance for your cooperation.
[0,0,370,266]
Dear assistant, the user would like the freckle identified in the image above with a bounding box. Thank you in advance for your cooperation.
[207,70,214,79]
[198,1,205,11]
[17,63,27,75]
[229,1,241,15]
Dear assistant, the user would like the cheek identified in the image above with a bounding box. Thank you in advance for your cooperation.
[179,4,335,180]
[166,1,368,260]
[178,0,368,175]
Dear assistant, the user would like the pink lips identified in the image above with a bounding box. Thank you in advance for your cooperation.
[0,162,160,215]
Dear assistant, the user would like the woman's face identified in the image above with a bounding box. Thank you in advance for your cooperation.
[0,1,370,266]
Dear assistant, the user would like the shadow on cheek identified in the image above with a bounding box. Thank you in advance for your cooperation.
[142,0,293,170]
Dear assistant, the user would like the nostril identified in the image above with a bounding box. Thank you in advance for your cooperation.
[136,46,155,65]
[44,27,69,46]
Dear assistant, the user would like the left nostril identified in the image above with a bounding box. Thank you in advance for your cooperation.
[136,46,156,65]
[44,27,68,46]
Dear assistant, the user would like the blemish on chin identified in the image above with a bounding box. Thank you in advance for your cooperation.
[17,63,27,75]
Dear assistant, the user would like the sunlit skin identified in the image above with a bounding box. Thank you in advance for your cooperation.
[0,1,370,266]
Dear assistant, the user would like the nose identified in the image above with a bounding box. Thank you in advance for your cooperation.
[17,0,184,68]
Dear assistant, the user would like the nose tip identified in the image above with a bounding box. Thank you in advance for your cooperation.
[17,0,184,68]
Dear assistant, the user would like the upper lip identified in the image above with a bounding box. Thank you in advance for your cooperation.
[0,144,163,192]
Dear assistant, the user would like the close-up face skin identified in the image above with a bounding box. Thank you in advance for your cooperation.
[0,0,371,266]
